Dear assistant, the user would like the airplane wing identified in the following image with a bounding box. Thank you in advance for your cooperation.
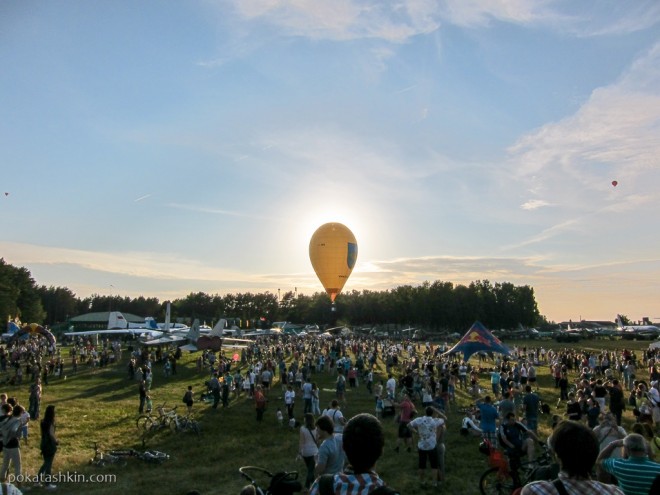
[64,329,163,338]
[143,335,187,346]
[179,343,198,352]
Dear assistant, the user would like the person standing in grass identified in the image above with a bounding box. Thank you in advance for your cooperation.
[254,385,267,422]
[37,405,58,490]
[1,405,24,484]
[314,415,345,478]
[476,396,499,447]
[522,385,540,433]
[284,385,296,420]
[298,413,318,491]
[394,394,416,453]
[408,406,446,489]
[183,386,194,415]
[138,379,147,414]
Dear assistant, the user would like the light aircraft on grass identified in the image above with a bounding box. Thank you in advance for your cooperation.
[146,319,251,352]
[616,315,660,340]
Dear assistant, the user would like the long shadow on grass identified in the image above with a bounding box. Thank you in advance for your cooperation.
[50,374,137,402]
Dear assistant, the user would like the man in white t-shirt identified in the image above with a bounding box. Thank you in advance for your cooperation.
[386,374,396,400]
[322,400,346,433]
[408,406,446,488]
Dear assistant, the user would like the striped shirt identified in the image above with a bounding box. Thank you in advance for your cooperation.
[309,471,394,495]
[522,474,624,495]
[601,456,660,495]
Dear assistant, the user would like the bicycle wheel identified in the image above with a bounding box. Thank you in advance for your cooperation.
[167,416,178,433]
[136,415,153,431]
[480,467,515,495]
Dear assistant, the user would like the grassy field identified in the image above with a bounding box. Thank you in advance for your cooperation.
[8,337,654,495]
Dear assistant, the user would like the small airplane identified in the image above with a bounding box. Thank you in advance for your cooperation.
[242,326,284,338]
[65,311,165,339]
[616,315,660,340]
[147,319,251,352]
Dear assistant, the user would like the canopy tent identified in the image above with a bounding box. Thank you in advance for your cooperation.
[443,321,510,361]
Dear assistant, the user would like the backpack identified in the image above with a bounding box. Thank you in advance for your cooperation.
[318,474,399,495]
[0,418,20,446]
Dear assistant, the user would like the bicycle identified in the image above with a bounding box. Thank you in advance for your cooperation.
[89,443,129,467]
[170,413,201,434]
[479,441,553,495]
[239,466,302,495]
[90,443,170,467]
[134,448,170,464]
[137,403,178,436]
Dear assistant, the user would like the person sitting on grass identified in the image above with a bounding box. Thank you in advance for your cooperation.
[310,413,399,495]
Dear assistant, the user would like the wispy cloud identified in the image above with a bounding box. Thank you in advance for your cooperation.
[509,43,660,180]
[167,203,282,222]
[134,194,152,202]
[504,42,660,249]
[227,0,441,42]
[520,199,552,211]
[221,0,660,43]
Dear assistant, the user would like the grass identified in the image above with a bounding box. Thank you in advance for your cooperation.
[8,337,654,494]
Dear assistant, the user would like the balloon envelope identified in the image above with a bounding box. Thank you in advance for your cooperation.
[612,180,618,187]
[309,223,358,302]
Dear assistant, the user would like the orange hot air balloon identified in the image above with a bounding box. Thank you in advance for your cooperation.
[309,223,358,303]
[611,180,618,187]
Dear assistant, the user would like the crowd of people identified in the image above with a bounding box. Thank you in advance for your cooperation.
[8,330,660,494]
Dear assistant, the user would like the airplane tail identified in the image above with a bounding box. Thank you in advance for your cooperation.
[615,315,624,329]
[211,319,227,338]
[163,302,171,332]
[108,312,128,330]
[144,317,159,330]
[188,319,201,343]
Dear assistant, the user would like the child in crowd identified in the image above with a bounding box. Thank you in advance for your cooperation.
[276,407,284,426]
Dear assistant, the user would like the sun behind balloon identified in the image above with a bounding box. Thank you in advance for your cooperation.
[309,223,358,303]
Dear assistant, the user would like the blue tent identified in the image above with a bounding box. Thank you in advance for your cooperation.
[443,321,510,361]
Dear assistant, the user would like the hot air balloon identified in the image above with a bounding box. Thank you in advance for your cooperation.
[611,180,618,187]
[309,223,358,305]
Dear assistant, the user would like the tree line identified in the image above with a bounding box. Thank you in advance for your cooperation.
[0,258,545,333]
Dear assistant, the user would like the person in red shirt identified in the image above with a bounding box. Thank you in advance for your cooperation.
[394,394,417,453]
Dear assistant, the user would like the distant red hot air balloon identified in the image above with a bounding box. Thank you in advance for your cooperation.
[611,180,618,187]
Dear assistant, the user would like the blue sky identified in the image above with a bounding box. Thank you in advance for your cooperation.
[2,1,660,323]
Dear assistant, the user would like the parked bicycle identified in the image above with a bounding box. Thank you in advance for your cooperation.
[170,413,201,434]
[239,466,301,495]
[479,441,553,495]
[136,403,178,433]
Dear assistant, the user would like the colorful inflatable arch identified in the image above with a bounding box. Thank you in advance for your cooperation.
[7,323,57,347]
